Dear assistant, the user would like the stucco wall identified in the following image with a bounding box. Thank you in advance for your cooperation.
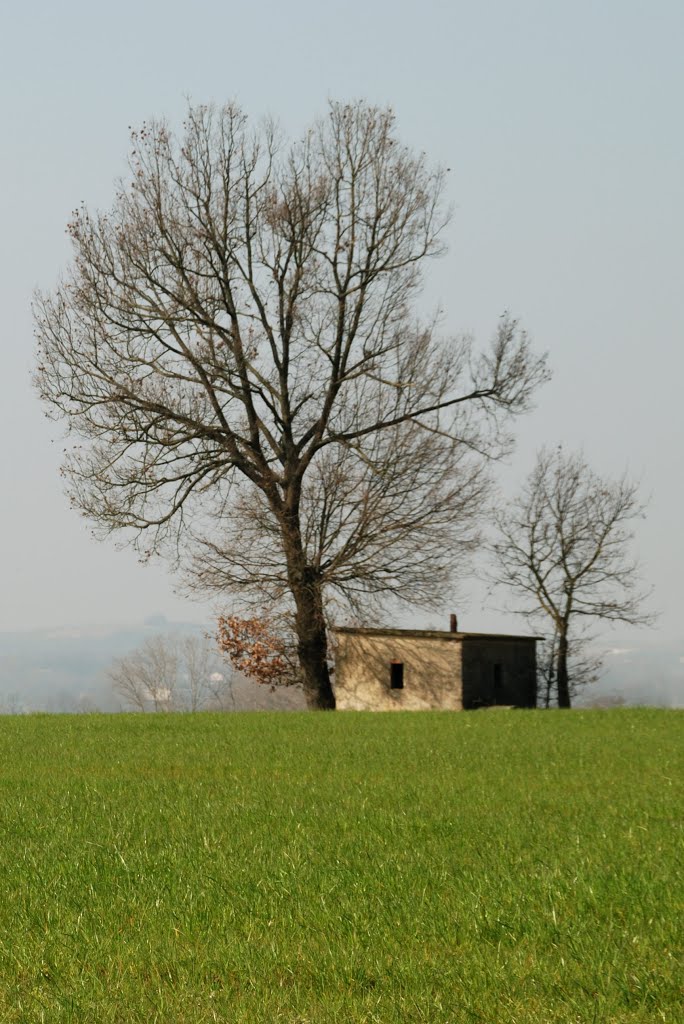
[461,638,537,708]
[333,632,462,711]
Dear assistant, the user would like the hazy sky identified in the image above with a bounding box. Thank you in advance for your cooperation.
[1,1,682,658]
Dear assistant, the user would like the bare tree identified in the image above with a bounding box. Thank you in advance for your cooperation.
[109,633,232,712]
[179,633,235,711]
[34,100,548,709]
[490,448,653,708]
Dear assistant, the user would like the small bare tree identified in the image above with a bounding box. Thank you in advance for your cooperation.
[34,100,548,709]
[490,448,653,708]
[109,633,232,712]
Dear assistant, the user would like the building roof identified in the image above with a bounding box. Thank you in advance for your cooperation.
[332,626,541,642]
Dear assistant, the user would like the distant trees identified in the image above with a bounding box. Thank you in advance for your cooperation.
[582,693,627,709]
[0,693,29,716]
[109,633,233,712]
[34,98,548,709]
[491,448,653,707]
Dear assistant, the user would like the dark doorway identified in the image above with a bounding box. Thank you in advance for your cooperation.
[493,663,504,703]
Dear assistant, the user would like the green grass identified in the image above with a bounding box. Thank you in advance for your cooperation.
[0,709,680,1023]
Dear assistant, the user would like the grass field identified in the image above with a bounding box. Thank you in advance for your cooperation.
[0,709,680,1023]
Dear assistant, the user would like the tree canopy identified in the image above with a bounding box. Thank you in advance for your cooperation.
[34,100,548,706]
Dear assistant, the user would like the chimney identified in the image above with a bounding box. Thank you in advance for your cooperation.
[449,613,458,633]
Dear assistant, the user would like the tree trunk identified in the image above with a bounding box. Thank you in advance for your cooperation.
[544,633,559,708]
[281,509,336,710]
[556,630,571,708]
[544,658,553,710]
[291,566,336,709]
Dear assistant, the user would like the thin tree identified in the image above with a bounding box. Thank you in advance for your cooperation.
[109,634,178,711]
[34,100,548,709]
[490,448,653,707]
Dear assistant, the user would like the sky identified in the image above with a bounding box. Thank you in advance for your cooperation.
[1,0,682,671]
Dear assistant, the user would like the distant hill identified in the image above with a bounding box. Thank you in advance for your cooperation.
[0,619,305,713]
[576,646,683,708]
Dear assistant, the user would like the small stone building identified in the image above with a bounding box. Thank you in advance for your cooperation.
[332,618,538,711]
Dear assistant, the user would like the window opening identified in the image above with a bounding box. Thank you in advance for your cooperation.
[390,661,404,689]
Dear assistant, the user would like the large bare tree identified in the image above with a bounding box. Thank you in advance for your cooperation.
[490,448,653,708]
[34,100,548,709]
